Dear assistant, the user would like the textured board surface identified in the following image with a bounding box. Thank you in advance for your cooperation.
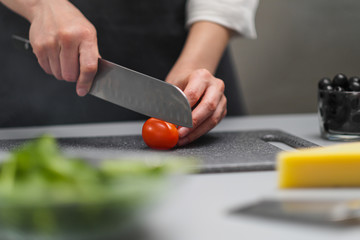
[0,130,317,173]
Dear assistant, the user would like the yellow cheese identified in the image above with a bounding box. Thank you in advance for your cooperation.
[277,142,360,188]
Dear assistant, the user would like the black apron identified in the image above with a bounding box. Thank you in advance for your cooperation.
[0,0,246,128]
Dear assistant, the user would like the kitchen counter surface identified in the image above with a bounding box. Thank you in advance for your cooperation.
[0,113,359,240]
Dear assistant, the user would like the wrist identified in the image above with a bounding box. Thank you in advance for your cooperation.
[3,0,68,22]
[173,57,212,74]
[27,0,66,22]
[25,0,44,22]
[175,21,231,75]
[165,60,203,89]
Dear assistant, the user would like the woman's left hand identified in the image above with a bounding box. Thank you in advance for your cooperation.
[165,21,233,146]
[166,68,227,146]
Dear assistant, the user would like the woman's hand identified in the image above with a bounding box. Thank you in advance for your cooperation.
[166,68,227,146]
[26,0,100,96]
[166,21,232,146]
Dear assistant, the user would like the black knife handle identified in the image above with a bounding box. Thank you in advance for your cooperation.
[12,35,32,52]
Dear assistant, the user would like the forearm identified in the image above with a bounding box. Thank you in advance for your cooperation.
[0,0,66,22]
[175,21,231,73]
[166,21,231,86]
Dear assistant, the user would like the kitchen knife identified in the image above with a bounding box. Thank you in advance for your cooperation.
[12,35,193,127]
[233,190,360,224]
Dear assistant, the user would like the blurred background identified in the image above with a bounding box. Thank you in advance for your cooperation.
[230,0,360,115]
[2,0,360,120]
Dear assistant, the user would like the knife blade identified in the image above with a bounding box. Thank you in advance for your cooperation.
[11,35,193,127]
[91,59,192,127]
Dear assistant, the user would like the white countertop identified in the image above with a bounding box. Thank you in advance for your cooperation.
[0,113,358,240]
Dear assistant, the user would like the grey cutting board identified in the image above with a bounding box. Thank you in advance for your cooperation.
[0,129,317,173]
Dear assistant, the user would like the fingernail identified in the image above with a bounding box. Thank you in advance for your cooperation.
[178,128,190,138]
[77,88,88,97]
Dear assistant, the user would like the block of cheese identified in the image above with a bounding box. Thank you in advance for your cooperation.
[277,142,360,188]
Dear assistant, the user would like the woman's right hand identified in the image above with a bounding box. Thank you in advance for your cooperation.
[28,0,100,96]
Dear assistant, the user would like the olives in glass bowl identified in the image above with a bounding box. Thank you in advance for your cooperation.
[318,73,360,140]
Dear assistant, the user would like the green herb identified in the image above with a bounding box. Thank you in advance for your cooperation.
[0,135,193,238]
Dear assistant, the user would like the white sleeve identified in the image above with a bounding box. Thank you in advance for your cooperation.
[186,0,259,39]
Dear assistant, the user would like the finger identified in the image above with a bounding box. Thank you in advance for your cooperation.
[183,69,210,107]
[59,40,79,82]
[32,41,54,76]
[48,44,63,80]
[76,40,99,96]
[178,95,227,146]
[191,82,223,125]
[37,57,52,75]
[178,80,224,138]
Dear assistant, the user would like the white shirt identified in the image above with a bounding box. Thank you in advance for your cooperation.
[186,0,259,38]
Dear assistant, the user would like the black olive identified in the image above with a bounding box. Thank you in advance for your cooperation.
[349,81,360,91]
[350,98,360,110]
[328,92,337,105]
[323,85,333,91]
[348,76,360,84]
[318,77,332,90]
[332,73,348,89]
[329,105,350,130]
[334,86,344,92]
[348,110,360,132]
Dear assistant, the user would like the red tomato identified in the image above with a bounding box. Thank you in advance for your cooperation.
[142,118,179,150]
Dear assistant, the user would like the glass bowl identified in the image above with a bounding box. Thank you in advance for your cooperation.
[318,89,360,140]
